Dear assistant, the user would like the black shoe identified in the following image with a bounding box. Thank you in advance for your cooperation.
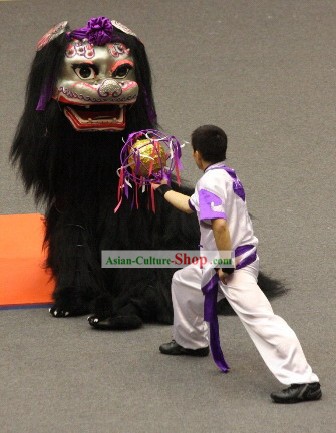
[271,382,322,404]
[159,340,209,357]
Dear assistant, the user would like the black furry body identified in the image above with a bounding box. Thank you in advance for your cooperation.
[11,97,200,326]
[43,119,201,324]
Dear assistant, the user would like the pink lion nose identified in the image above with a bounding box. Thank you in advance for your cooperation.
[98,79,122,98]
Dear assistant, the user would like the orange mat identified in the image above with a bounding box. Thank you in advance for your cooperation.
[0,213,54,309]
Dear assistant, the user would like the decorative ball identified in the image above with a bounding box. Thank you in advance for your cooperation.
[115,129,184,211]
[128,138,168,176]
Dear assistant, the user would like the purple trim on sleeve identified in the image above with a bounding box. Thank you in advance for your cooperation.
[199,189,227,221]
[188,199,196,212]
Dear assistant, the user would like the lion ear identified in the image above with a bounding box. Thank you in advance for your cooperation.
[36,21,68,51]
[111,20,139,39]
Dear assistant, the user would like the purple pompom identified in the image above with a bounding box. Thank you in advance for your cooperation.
[86,17,113,46]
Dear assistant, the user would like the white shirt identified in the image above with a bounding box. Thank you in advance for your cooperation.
[189,161,258,269]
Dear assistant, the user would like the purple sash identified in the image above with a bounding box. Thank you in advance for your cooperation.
[201,268,230,373]
[201,250,257,373]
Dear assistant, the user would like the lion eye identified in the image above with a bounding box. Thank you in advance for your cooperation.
[112,64,132,79]
[73,64,97,80]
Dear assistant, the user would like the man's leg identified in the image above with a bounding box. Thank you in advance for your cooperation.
[221,259,320,395]
[159,264,209,354]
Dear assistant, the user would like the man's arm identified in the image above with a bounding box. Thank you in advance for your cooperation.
[161,189,194,213]
[153,183,194,213]
[212,218,234,282]
[212,218,232,251]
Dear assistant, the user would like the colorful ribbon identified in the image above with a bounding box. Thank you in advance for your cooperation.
[115,129,184,212]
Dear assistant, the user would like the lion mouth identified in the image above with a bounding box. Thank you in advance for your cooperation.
[63,105,126,131]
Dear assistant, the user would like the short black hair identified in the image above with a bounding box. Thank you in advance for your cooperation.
[191,125,227,163]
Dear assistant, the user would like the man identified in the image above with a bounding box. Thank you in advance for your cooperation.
[154,124,321,404]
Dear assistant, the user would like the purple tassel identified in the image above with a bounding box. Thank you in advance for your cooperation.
[36,78,55,111]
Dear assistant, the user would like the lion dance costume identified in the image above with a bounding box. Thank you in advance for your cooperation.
[10,17,282,330]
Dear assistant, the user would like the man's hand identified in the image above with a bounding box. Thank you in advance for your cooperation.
[217,268,230,285]
[151,178,168,190]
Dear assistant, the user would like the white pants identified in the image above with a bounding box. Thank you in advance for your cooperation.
[172,258,319,385]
